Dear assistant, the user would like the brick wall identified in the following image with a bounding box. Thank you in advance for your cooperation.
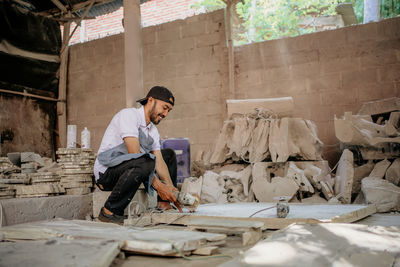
[67,10,227,156]
[69,0,200,45]
[234,17,400,163]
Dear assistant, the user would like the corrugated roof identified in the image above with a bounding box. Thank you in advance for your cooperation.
[75,0,122,17]
[13,0,156,17]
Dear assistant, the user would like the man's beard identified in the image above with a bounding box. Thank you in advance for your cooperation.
[149,100,162,125]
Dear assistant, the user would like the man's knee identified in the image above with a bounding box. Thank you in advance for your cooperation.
[139,156,155,177]
[161,148,176,162]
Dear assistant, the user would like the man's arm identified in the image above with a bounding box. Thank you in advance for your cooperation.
[152,150,174,186]
[123,137,140,154]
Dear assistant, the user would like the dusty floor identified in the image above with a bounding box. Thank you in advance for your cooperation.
[112,235,250,267]
[111,214,400,267]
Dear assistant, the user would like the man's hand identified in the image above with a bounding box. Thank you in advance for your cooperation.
[157,182,177,203]
[152,178,183,212]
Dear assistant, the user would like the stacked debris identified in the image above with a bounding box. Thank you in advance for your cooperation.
[57,148,95,195]
[185,106,332,204]
[0,158,17,199]
[334,97,400,212]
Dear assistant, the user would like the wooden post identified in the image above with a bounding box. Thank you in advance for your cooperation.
[123,0,144,107]
[57,20,70,148]
[225,0,235,100]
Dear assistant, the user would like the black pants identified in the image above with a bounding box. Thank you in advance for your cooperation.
[96,149,177,216]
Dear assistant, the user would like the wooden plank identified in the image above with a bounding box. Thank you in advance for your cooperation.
[151,203,376,230]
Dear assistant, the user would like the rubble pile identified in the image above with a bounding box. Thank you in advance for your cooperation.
[334,97,400,212]
[185,107,332,204]
[210,109,323,164]
[184,97,400,211]
[0,148,95,198]
[57,148,95,195]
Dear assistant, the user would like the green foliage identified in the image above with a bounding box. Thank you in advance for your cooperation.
[235,0,343,43]
[191,0,400,45]
[380,0,400,19]
[190,0,226,12]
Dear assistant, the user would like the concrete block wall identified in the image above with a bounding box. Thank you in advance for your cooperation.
[234,17,400,163]
[67,10,227,156]
[67,34,125,150]
[142,10,228,157]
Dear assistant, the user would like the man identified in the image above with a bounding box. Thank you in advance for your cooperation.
[93,86,182,224]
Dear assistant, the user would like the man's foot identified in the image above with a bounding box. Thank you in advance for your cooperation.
[98,207,124,225]
[157,201,174,210]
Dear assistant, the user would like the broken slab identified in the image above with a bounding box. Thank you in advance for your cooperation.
[20,152,45,166]
[335,112,400,146]
[152,203,376,230]
[269,118,323,162]
[229,116,256,160]
[358,97,400,116]
[286,162,314,193]
[0,194,92,226]
[252,175,299,202]
[0,220,227,256]
[248,118,270,162]
[334,149,354,204]
[320,181,334,200]
[301,194,328,204]
[226,97,294,118]
[361,177,400,212]
[181,176,203,198]
[0,239,121,267]
[209,120,235,164]
[200,171,227,204]
[222,223,400,267]
[369,159,391,179]
[294,161,330,190]
[386,158,400,186]
[385,111,400,136]
[353,161,374,194]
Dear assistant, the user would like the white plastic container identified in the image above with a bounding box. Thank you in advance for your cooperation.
[67,125,77,149]
[81,127,91,149]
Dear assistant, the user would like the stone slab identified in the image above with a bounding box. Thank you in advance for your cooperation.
[0,239,121,267]
[0,194,93,226]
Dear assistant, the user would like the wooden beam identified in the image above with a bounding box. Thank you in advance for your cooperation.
[50,0,68,13]
[39,0,115,17]
[57,19,70,148]
[225,0,235,100]
[60,0,95,55]
[124,0,144,107]
[0,89,59,102]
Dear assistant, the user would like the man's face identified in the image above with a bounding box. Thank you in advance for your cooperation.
[149,98,173,125]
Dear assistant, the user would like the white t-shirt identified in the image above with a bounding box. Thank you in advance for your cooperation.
[93,106,161,181]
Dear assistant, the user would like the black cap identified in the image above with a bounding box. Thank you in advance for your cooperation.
[136,86,175,106]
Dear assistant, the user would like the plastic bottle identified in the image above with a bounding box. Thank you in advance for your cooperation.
[67,125,77,148]
[81,127,91,149]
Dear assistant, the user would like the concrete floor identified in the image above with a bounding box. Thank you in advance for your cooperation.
[112,236,251,267]
[110,214,400,267]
